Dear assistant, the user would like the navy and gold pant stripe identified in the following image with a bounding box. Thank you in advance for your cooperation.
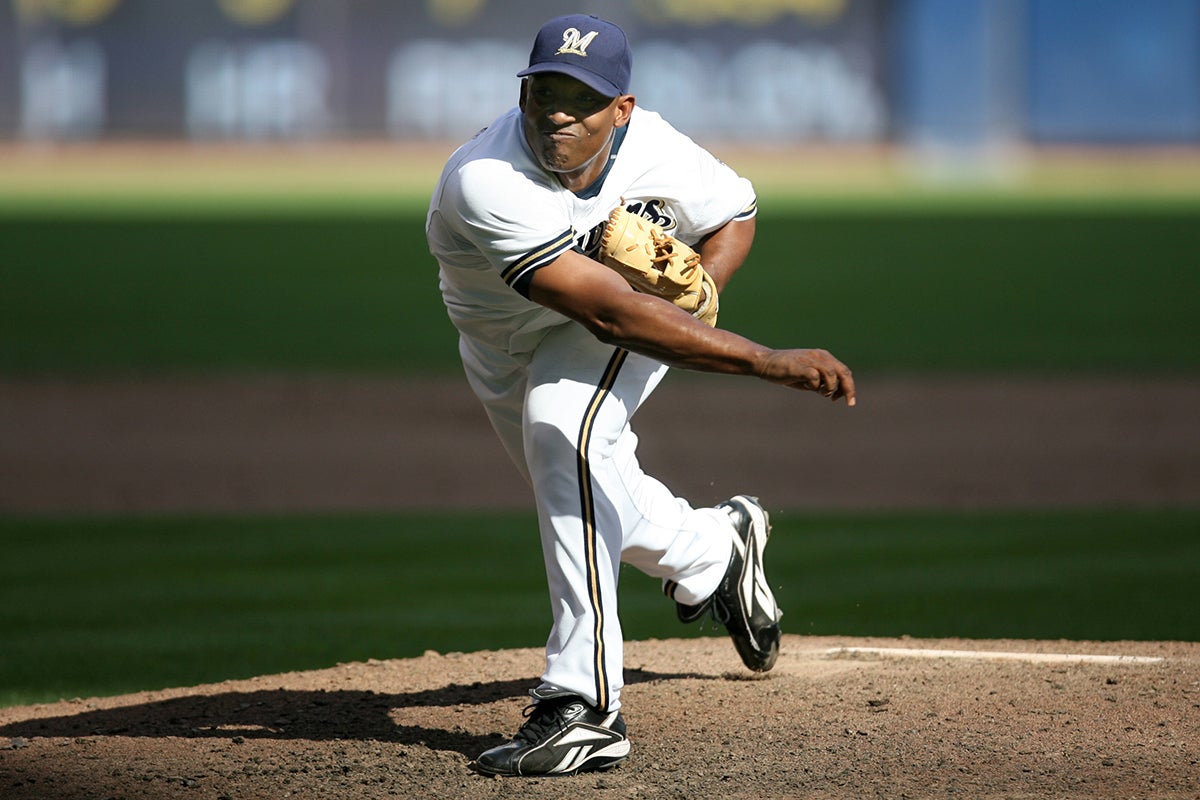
[574,347,628,712]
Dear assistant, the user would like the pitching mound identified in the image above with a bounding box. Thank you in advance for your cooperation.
[1,635,1196,799]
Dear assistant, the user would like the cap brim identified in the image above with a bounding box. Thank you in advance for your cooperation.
[516,62,622,99]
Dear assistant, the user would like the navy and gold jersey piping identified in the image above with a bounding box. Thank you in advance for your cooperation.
[502,228,576,297]
[733,197,758,221]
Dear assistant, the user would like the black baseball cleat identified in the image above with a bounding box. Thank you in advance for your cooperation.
[471,695,630,777]
[674,495,783,672]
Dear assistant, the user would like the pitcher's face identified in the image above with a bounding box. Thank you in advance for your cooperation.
[520,73,632,189]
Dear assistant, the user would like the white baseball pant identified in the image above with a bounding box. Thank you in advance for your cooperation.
[458,320,734,711]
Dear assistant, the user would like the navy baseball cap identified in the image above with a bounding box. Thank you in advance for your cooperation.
[517,14,632,98]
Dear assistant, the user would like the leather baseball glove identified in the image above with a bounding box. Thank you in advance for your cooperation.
[598,206,719,327]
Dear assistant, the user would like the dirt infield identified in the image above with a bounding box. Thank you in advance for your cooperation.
[1,636,1197,799]
[2,374,1199,513]
[1,374,1198,798]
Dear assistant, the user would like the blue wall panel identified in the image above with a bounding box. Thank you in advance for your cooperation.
[1027,0,1200,142]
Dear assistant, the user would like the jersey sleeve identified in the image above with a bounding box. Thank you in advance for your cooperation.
[623,110,758,244]
[436,155,575,298]
[668,147,757,242]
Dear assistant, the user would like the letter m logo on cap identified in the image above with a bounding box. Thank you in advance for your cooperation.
[557,27,599,57]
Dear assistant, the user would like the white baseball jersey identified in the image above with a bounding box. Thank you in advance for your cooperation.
[429,105,757,353]
[427,104,757,713]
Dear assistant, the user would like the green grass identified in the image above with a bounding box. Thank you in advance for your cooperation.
[725,208,1200,373]
[2,202,1198,376]
[2,510,1196,708]
[0,213,454,375]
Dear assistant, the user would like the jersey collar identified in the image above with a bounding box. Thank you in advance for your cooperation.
[573,122,629,200]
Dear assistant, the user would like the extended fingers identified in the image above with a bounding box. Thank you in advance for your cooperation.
[832,367,856,406]
[815,352,856,407]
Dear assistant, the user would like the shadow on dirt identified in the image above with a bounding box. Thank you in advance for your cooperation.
[0,668,708,759]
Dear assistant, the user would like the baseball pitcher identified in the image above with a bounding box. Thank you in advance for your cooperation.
[426,13,855,778]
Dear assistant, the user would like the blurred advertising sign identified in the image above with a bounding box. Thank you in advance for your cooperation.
[0,0,888,142]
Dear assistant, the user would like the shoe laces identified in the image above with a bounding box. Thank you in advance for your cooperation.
[513,699,573,744]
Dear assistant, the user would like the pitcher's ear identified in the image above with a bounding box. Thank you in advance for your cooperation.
[614,94,635,128]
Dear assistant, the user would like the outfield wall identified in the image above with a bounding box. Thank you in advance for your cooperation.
[1,0,1198,146]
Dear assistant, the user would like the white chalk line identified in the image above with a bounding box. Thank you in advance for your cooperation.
[826,646,1164,665]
